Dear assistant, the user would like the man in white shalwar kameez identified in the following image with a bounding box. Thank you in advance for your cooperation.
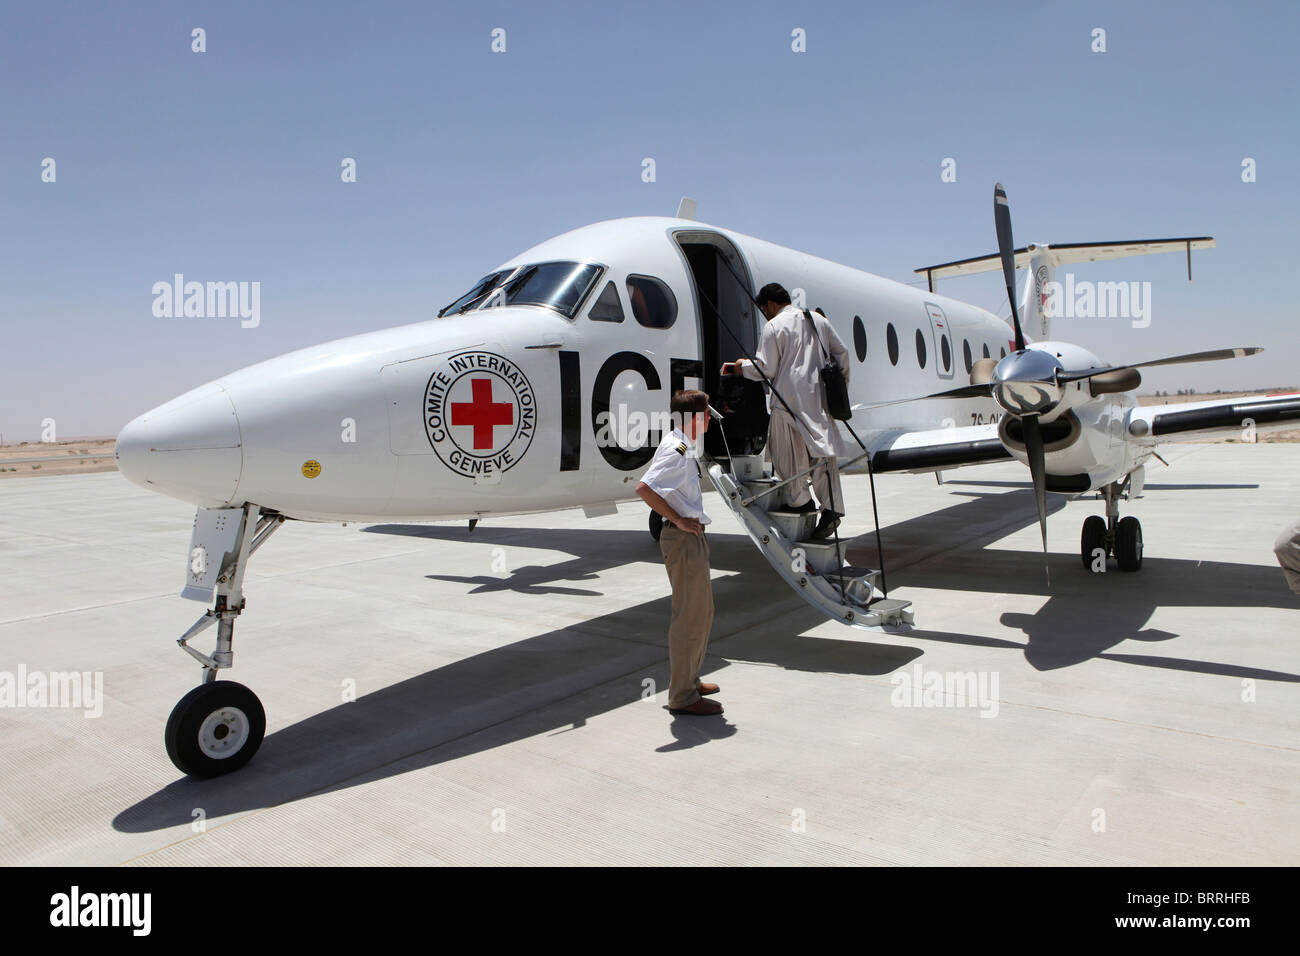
[729,283,852,540]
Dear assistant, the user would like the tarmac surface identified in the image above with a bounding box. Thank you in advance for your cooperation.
[1,442,1297,866]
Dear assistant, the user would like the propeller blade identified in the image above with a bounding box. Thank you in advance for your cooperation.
[1022,413,1050,586]
[994,183,1026,352]
[1056,347,1264,383]
[860,381,993,410]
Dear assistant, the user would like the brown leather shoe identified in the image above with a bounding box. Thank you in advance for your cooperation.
[697,682,720,695]
[667,698,724,716]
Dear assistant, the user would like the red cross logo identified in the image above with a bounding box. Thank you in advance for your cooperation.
[451,377,514,450]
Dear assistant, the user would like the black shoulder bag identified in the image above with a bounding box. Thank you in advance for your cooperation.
[803,310,852,421]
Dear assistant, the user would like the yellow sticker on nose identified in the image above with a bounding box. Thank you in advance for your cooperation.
[302,460,321,478]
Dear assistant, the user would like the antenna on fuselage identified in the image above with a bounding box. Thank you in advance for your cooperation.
[676,197,697,220]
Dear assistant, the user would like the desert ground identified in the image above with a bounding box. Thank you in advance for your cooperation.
[0,439,117,478]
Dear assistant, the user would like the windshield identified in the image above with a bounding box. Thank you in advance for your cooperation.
[438,269,512,317]
[439,260,602,320]
[491,261,602,318]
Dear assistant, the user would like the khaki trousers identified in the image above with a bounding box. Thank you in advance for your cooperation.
[660,524,714,709]
[1275,518,1300,594]
[767,411,844,514]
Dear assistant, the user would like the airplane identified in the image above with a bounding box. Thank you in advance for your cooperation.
[114,184,1300,777]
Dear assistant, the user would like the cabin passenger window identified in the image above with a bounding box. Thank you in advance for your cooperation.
[963,340,973,374]
[915,328,927,369]
[588,281,625,322]
[852,316,867,362]
[626,275,677,329]
[886,323,899,366]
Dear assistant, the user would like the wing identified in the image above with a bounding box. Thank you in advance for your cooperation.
[847,423,1011,474]
[1127,392,1300,442]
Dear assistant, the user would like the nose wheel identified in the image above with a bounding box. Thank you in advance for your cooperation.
[165,680,266,777]
[1080,481,1142,572]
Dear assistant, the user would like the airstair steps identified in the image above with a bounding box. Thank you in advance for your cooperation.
[708,462,913,631]
[794,538,845,573]
[768,509,817,542]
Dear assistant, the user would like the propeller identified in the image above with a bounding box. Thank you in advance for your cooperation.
[859,381,992,409]
[994,184,1049,580]
[1055,347,1263,383]
[995,183,1026,353]
[863,183,1266,586]
[864,346,1263,410]
[1021,413,1050,587]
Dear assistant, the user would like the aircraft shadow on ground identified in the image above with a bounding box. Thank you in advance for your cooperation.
[857,488,1299,673]
[114,524,919,833]
[113,488,1296,832]
[947,479,1261,491]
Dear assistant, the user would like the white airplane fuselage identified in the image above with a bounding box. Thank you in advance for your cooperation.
[115,216,1139,520]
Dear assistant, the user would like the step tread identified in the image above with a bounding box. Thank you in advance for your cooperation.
[866,597,912,611]
[821,565,877,576]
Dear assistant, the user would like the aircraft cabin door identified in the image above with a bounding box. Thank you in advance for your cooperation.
[676,234,767,457]
[925,302,956,381]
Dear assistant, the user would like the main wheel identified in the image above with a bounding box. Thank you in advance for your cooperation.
[649,509,663,542]
[1115,516,1143,572]
[165,680,266,777]
[1080,515,1107,571]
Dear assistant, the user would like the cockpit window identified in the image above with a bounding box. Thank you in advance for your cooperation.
[626,274,677,329]
[492,261,602,318]
[438,260,602,319]
[438,269,512,317]
[588,280,625,322]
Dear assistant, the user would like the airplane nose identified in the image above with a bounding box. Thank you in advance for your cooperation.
[115,383,243,504]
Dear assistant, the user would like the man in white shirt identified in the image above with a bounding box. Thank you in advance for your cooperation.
[635,389,723,716]
[730,283,851,540]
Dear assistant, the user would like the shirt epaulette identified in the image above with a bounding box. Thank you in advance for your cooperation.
[675,442,688,456]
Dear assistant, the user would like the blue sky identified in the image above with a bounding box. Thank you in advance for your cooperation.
[2,0,1297,440]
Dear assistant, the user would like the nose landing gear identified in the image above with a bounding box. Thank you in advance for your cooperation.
[164,503,284,777]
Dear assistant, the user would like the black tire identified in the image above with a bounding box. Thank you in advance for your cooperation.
[1081,515,1107,571]
[165,680,266,778]
[649,509,663,542]
[1115,516,1143,572]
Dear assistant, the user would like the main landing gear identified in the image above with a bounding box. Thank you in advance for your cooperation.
[1080,480,1142,573]
[164,503,284,777]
